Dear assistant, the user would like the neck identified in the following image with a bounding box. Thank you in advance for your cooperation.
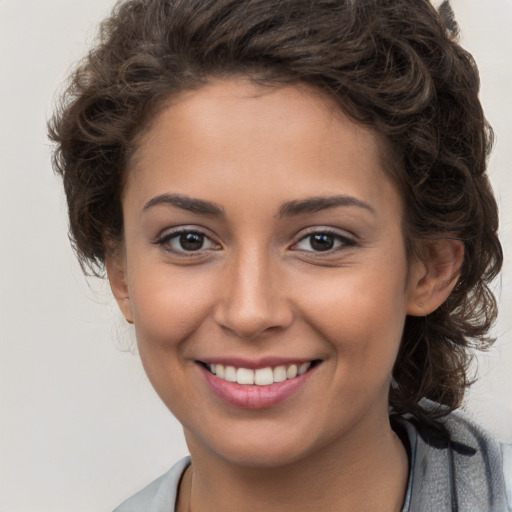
[178,417,409,512]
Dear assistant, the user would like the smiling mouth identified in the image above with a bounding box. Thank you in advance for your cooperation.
[201,361,320,386]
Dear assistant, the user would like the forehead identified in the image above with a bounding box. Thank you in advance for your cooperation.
[127,78,402,218]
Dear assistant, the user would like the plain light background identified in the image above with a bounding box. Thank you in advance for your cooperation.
[0,1,510,510]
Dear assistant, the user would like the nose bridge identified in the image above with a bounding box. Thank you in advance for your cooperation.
[214,242,291,339]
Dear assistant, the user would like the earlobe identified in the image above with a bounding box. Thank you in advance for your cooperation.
[406,238,464,317]
[105,248,134,324]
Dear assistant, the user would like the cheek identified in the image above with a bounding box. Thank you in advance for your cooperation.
[127,267,217,412]
[128,263,217,351]
[294,261,409,368]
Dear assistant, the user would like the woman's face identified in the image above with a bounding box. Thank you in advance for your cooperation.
[113,79,423,467]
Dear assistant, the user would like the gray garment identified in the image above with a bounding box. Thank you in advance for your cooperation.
[393,409,511,511]
[113,456,190,512]
[114,411,511,512]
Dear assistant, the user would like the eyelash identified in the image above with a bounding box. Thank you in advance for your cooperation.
[153,228,357,257]
[292,229,357,254]
[153,228,220,256]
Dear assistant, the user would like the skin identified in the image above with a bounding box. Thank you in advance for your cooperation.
[107,78,463,512]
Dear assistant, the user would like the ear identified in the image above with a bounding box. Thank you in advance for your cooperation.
[105,247,134,324]
[406,238,464,316]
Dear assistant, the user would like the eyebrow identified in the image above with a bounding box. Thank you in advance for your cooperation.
[279,195,376,217]
[142,193,375,218]
[142,193,224,216]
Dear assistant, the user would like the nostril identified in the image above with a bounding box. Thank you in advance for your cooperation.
[213,307,291,340]
[212,294,294,340]
[212,262,293,338]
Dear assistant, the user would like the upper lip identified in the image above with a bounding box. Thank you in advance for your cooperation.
[197,356,319,369]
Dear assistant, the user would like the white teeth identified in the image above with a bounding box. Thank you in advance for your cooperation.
[273,365,287,383]
[216,364,225,379]
[255,367,274,386]
[225,366,237,382]
[207,362,314,385]
[298,362,311,375]
[286,364,298,379]
[236,367,255,385]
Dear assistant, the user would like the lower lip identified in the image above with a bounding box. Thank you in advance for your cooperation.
[200,365,315,409]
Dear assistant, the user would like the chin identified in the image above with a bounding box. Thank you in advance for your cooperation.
[184,416,342,470]
[214,438,315,469]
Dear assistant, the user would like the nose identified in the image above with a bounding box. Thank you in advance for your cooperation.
[212,247,293,340]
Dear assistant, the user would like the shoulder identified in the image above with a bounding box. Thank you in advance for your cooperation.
[395,404,511,512]
[502,442,512,510]
[113,456,191,512]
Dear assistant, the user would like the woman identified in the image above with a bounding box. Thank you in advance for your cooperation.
[49,0,511,510]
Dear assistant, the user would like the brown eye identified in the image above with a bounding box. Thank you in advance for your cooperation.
[293,230,356,253]
[179,232,205,251]
[310,234,335,251]
[155,229,219,255]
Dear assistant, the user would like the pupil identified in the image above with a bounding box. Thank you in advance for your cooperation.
[180,233,204,251]
[311,234,334,251]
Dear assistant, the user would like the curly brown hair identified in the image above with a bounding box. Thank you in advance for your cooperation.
[48,0,503,424]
